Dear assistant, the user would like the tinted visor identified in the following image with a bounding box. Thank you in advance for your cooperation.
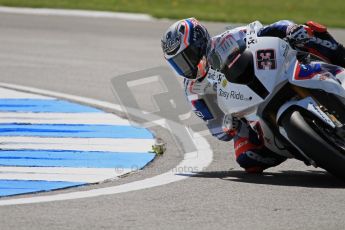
[167,45,202,79]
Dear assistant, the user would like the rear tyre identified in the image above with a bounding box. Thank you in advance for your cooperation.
[281,110,345,180]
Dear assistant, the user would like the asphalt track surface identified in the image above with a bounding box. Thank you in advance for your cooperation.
[0,11,345,230]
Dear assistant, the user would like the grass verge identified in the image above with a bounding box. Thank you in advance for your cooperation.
[0,0,344,28]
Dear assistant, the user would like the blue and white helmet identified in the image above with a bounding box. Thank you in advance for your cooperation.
[161,18,211,79]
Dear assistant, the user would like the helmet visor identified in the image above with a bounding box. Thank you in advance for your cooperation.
[167,45,202,79]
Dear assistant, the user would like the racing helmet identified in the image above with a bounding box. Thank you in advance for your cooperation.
[161,18,211,79]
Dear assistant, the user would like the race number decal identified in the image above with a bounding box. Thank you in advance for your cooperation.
[256,49,276,70]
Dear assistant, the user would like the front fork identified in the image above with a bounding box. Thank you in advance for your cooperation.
[274,86,343,166]
[277,86,343,128]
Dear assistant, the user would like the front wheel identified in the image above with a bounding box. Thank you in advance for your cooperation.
[281,110,345,179]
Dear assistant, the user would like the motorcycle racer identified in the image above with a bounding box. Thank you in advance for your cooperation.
[161,18,345,173]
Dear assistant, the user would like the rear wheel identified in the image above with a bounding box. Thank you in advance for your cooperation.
[281,110,345,179]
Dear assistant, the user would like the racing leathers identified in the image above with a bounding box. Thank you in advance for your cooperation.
[185,20,345,173]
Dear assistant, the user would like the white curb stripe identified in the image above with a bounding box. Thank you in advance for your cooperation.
[0,112,132,125]
[0,133,211,205]
[0,6,154,21]
[0,167,130,183]
[0,136,155,153]
[0,85,156,197]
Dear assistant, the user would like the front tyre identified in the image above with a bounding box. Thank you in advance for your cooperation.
[281,110,345,180]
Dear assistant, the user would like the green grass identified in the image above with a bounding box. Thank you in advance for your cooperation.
[0,0,344,27]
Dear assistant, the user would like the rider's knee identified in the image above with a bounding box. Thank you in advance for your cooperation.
[236,150,285,173]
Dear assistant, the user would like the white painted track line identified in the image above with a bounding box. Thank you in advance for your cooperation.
[0,167,130,183]
[0,112,133,125]
[0,83,213,206]
[0,83,123,112]
[0,87,51,99]
[0,6,154,21]
[0,136,155,153]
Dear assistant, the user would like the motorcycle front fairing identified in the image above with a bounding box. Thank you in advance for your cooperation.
[213,21,299,157]
[216,41,295,114]
[211,21,345,159]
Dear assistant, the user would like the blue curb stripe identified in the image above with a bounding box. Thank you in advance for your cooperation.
[0,94,156,197]
[0,99,102,113]
[0,150,155,168]
[0,180,85,197]
[0,123,154,139]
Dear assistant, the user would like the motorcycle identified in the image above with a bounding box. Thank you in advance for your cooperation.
[207,21,345,179]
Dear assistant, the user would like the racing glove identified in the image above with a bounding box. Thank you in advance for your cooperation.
[222,114,241,137]
[286,21,331,47]
[286,24,312,48]
[286,21,345,67]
